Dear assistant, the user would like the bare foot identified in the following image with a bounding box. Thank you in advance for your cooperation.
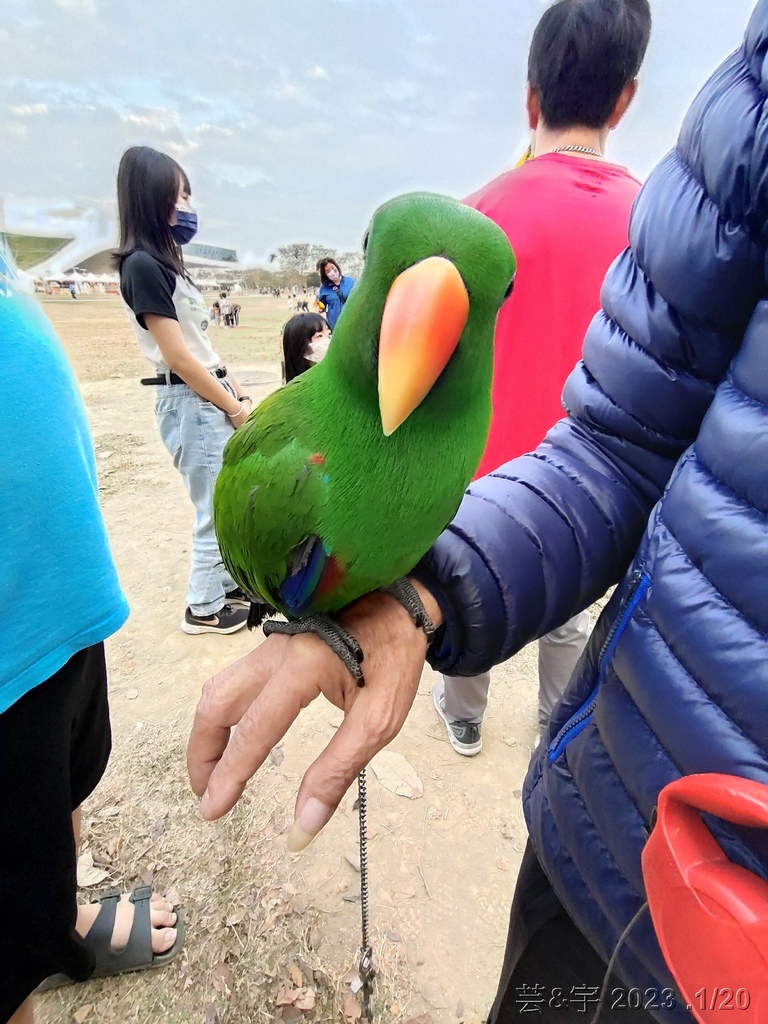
[77,892,178,956]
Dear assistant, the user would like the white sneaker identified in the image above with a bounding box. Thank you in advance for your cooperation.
[432,682,483,757]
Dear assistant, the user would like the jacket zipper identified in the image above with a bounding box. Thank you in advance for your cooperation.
[547,569,651,763]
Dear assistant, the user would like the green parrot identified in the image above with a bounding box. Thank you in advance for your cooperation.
[214,192,515,622]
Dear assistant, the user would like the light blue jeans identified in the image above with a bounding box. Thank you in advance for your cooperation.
[155,383,237,617]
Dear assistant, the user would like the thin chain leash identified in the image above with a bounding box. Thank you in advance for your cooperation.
[357,766,375,1019]
[354,580,437,1021]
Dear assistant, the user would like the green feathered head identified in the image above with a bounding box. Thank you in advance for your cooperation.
[322,191,516,435]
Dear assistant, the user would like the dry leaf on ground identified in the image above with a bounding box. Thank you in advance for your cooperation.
[125,688,139,700]
[343,992,362,1023]
[270,746,285,766]
[97,805,121,818]
[73,1004,94,1024]
[76,850,109,887]
[203,1003,219,1024]
[211,961,233,996]
[391,882,416,900]
[370,751,423,799]
[275,982,297,1006]
[294,988,315,1010]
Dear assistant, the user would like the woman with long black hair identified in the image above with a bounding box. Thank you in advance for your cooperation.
[114,145,249,635]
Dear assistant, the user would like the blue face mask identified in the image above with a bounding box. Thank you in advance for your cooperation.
[170,205,198,246]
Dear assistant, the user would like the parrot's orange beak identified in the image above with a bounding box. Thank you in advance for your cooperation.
[378,256,469,436]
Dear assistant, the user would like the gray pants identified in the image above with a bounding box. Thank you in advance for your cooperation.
[441,610,591,734]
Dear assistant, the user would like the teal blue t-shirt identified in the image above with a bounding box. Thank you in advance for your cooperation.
[0,242,129,713]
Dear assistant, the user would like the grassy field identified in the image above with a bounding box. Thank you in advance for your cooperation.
[40,291,292,383]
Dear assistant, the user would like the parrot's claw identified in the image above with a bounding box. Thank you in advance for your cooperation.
[262,614,366,686]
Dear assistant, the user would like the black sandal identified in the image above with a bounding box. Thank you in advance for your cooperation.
[36,885,185,991]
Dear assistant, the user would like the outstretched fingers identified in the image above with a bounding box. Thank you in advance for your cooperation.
[196,637,336,820]
[187,636,289,798]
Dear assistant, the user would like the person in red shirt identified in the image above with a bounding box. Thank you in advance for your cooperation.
[433,0,650,758]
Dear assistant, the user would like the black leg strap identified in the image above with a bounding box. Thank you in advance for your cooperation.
[263,614,366,686]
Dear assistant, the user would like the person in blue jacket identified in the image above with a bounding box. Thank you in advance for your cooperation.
[188,2,768,1020]
[315,256,354,330]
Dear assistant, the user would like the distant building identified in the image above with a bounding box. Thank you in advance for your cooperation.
[0,199,244,288]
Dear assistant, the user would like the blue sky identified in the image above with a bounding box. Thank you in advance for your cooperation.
[0,0,759,263]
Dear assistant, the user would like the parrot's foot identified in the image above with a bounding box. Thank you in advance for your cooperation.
[383,577,437,640]
[262,614,366,686]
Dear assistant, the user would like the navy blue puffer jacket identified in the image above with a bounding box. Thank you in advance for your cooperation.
[415,5,768,1020]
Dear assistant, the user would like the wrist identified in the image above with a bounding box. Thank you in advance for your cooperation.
[408,577,444,630]
[227,400,243,417]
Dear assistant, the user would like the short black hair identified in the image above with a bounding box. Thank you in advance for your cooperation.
[528,0,651,130]
[282,312,327,383]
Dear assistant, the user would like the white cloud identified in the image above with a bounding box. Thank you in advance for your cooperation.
[166,140,200,158]
[193,124,233,138]
[311,66,327,79]
[54,0,97,12]
[11,103,48,116]
[208,162,271,188]
[121,107,180,132]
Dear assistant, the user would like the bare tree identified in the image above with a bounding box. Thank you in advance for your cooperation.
[339,250,365,277]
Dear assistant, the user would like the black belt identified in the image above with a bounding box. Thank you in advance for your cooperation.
[140,366,227,386]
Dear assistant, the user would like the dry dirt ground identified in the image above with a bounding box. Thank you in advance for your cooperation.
[35,294,575,1024]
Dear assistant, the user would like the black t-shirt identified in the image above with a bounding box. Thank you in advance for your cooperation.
[120,250,178,330]
[119,249,222,372]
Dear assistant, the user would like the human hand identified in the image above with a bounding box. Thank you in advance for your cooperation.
[187,582,442,850]
[228,399,252,428]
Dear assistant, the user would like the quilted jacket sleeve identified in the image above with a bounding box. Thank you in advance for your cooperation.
[415,28,768,677]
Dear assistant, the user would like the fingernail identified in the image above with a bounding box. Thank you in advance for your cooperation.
[200,790,211,819]
[286,797,333,853]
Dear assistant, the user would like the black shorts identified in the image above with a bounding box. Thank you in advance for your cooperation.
[0,643,111,1021]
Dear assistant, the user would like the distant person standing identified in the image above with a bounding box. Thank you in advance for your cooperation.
[316,258,354,330]
[114,146,250,636]
[434,0,650,756]
[218,291,232,328]
[68,281,77,299]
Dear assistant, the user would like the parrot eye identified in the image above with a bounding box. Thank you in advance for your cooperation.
[362,230,370,256]
[503,278,515,299]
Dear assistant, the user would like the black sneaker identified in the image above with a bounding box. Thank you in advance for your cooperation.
[225,588,251,609]
[181,604,249,635]
[432,682,483,756]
